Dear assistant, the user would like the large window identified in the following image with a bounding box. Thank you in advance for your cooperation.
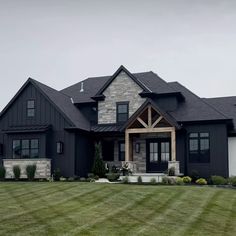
[27,100,35,117]
[119,141,125,161]
[117,102,129,123]
[189,132,210,163]
[13,139,39,159]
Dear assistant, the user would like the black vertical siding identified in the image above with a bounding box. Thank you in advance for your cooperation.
[0,82,76,177]
[184,124,228,178]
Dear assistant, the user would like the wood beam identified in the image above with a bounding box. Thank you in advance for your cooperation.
[171,130,176,161]
[137,117,148,128]
[126,127,175,134]
[148,105,152,127]
[151,116,163,128]
[125,131,129,162]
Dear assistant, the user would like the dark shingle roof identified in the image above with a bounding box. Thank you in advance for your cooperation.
[203,96,236,131]
[91,124,123,132]
[168,82,229,122]
[61,71,176,104]
[30,79,90,131]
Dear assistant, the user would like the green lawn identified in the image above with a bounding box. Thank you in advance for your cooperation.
[0,183,235,236]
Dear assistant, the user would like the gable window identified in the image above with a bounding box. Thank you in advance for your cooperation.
[189,132,210,163]
[27,100,35,117]
[117,102,129,123]
[13,139,39,159]
[119,141,125,161]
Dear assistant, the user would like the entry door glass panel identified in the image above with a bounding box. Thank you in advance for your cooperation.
[149,142,158,162]
[161,142,170,162]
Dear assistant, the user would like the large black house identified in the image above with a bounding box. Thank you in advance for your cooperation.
[0,65,236,178]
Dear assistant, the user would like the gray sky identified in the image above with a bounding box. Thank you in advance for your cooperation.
[0,0,236,111]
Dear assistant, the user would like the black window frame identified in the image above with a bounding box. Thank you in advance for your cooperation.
[189,132,210,163]
[118,141,125,161]
[27,99,35,117]
[12,139,39,159]
[116,102,129,123]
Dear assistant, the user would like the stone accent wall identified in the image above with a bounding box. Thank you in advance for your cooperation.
[98,71,145,124]
[3,159,51,179]
[132,137,146,173]
[168,161,180,175]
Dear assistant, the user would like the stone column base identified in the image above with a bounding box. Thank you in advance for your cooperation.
[121,161,137,173]
[168,161,180,176]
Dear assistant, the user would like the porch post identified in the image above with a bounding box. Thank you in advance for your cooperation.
[171,130,176,161]
[125,130,129,162]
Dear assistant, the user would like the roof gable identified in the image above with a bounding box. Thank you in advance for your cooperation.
[0,78,90,131]
[92,65,149,100]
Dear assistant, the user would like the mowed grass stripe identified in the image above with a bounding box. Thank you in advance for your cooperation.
[0,184,105,230]
[182,189,236,236]
[224,194,236,236]
[17,186,128,235]
[84,187,186,236]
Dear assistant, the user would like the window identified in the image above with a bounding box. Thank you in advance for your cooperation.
[12,139,39,159]
[119,141,125,161]
[161,142,170,162]
[27,100,35,117]
[149,142,158,162]
[189,132,210,163]
[102,141,114,161]
[117,102,129,123]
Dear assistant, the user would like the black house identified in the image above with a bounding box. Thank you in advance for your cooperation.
[0,65,236,178]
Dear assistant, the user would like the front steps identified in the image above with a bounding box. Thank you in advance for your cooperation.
[120,173,167,183]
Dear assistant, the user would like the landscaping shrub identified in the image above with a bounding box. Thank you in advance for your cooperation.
[182,176,192,184]
[92,143,106,178]
[196,178,207,185]
[53,168,61,181]
[122,176,129,184]
[150,178,157,185]
[137,176,142,184]
[167,177,176,185]
[176,177,184,185]
[228,176,236,187]
[13,165,21,180]
[168,167,175,176]
[87,173,95,179]
[111,165,119,173]
[162,176,169,185]
[190,170,200,182]
[211,175,227,185]
[106,173,120,182]
[26,164,36,181]
[0,166,6,180]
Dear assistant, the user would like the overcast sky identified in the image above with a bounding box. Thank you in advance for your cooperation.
[0,0,236,111]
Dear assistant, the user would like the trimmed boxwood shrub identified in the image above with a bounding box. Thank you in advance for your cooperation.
[0,166,6,180]
[176,177,184,185]
[228,176,236,187]
[26,164,36,181]
[182,176,192,184]
[53,168,61,181]
[196,178,207,185]
[162,176,169,185]
[211,175,227,185]
[106,173,120,182]
[150,178,157,185]
[137,176,142,184]
[13,165,21,180]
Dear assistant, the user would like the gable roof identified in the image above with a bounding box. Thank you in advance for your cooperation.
[0,78,90,131]
[61,66,177,104]
[122,99,181,131]
[168,82,229,122]
[203,96,236,132]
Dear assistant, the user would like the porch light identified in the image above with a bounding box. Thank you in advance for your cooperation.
[135,143,140,153]
[56,142,63,154]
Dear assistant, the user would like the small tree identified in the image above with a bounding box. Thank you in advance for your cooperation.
[92,143,106,178]
[13,165,21,180]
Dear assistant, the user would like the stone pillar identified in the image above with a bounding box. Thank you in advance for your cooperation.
[168,161,180,176]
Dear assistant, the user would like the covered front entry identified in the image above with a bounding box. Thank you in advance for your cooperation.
[123,100,180,174]
[146,138,171,172]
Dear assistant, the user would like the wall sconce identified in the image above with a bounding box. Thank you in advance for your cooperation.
[56,142,63,154]
[135,143,140,153]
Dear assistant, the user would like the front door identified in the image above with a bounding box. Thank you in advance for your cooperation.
[146,138,171,172]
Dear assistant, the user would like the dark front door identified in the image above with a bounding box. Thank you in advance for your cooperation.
[146,138,171,172]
